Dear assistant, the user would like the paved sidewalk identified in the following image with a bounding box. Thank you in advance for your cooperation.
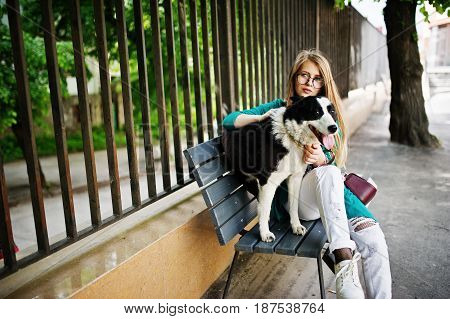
[4,139,184,205]
[203,93,450,299]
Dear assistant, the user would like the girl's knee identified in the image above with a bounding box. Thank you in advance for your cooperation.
[350,217,378,232]
[350,218,388,257]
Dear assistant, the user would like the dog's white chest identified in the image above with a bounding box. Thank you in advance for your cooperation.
[277,148,306,176]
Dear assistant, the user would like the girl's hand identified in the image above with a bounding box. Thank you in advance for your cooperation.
[258,109,277,122]
[303,143,327,166]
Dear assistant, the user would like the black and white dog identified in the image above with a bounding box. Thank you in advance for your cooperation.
[224,95,339,242]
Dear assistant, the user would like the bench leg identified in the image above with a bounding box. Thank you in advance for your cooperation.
[223,251,240,299]
[322,247,335,274]
[317,255,326,299]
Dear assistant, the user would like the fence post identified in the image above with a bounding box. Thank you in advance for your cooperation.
[316,0,320,50]
[217,0,236,113]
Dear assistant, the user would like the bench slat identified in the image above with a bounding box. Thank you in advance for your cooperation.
[253,221,291,254]
[193,155,228,187]
[216,198,257,245]
[274,220,317,256]
[201,174,246,207]
[209,187,254,227]
[296,220,328,258]
[184,136,223,168]
[234,220,277,252]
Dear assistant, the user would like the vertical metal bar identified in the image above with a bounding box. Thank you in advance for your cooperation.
[307,0,311,48]
[300,0,305,49]
[286,0,291,68]
[282,0,287,93]
[93,0,122,217]
[133,0,157,197]
[251,0,259,103]
[149,0,171,191]
[41,0,77,236]
[288,0,292,74]
[189,0,204,143]
[230,0,239,108]
[295,0,299,54]
[345,7,351,96]
[269,0,275,101]
[316,0,320,49]
[313,0,317,49]
[177,0,194,148]
[0,153,17,270]
[294,0,297,57]
[306,0,310,48]
[7,0,50,252]
[266,0,271,100]
[114,0,140,206]
[217,0,236,113]
[275,0,280,97]
[348,7,353,93]
[317,255,326,299]
[238,0,247,109]
[210,0,223,135]
[266,0,270,101]
[290,0,297,58]
[338,8,342,92]
[258,0,265,102]
[333,5,336,74]
[69,0,101,227]
[199,0,214,140]
[293,0,297,55]
[341,9,345,93]
[222,251,240,299]
[245,0,254,107]
[164,0,184,185]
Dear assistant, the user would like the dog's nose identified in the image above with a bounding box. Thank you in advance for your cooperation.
[328,125,337,134]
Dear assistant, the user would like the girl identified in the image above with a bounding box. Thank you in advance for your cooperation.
[222,49,392,299]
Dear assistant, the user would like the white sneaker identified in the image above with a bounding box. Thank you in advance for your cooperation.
[335,251,365,299]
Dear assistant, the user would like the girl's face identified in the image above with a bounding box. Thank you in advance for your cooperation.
[295,60,324,97]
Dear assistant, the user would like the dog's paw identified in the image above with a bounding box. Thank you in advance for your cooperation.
[260,230,276,243]
[291,223,307,236]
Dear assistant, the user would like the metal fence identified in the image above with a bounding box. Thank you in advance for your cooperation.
[0,0,388,278]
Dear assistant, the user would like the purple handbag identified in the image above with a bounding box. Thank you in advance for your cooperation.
[344,173,377,205]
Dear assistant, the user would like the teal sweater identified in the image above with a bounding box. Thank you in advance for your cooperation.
[222,99,376,223]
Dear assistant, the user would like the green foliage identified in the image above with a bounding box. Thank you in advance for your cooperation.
[334,0,450,19]
[1,0,215,160]
[0,3,76,134]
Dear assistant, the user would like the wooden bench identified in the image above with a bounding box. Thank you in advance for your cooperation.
[184,136,335,299]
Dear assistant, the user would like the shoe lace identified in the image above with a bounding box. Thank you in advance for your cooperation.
[336,252,362,285]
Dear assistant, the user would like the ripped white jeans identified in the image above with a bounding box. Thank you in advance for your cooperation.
[285,165,392,299]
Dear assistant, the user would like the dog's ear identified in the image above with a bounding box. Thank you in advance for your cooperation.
[289,95,304,104]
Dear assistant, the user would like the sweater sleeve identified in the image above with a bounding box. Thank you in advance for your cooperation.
[222,98,285,130]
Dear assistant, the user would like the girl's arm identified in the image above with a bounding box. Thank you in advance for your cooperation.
[222,98,285,130]
[233,114,263,128]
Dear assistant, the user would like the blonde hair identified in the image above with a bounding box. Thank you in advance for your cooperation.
[285,49,347,167]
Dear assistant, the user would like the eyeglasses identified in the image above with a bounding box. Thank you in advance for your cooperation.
[296,72,324,89]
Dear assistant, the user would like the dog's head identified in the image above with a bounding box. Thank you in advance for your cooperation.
[283,95,338,149]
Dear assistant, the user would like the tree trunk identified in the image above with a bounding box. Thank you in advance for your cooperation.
[383,0,440,147]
